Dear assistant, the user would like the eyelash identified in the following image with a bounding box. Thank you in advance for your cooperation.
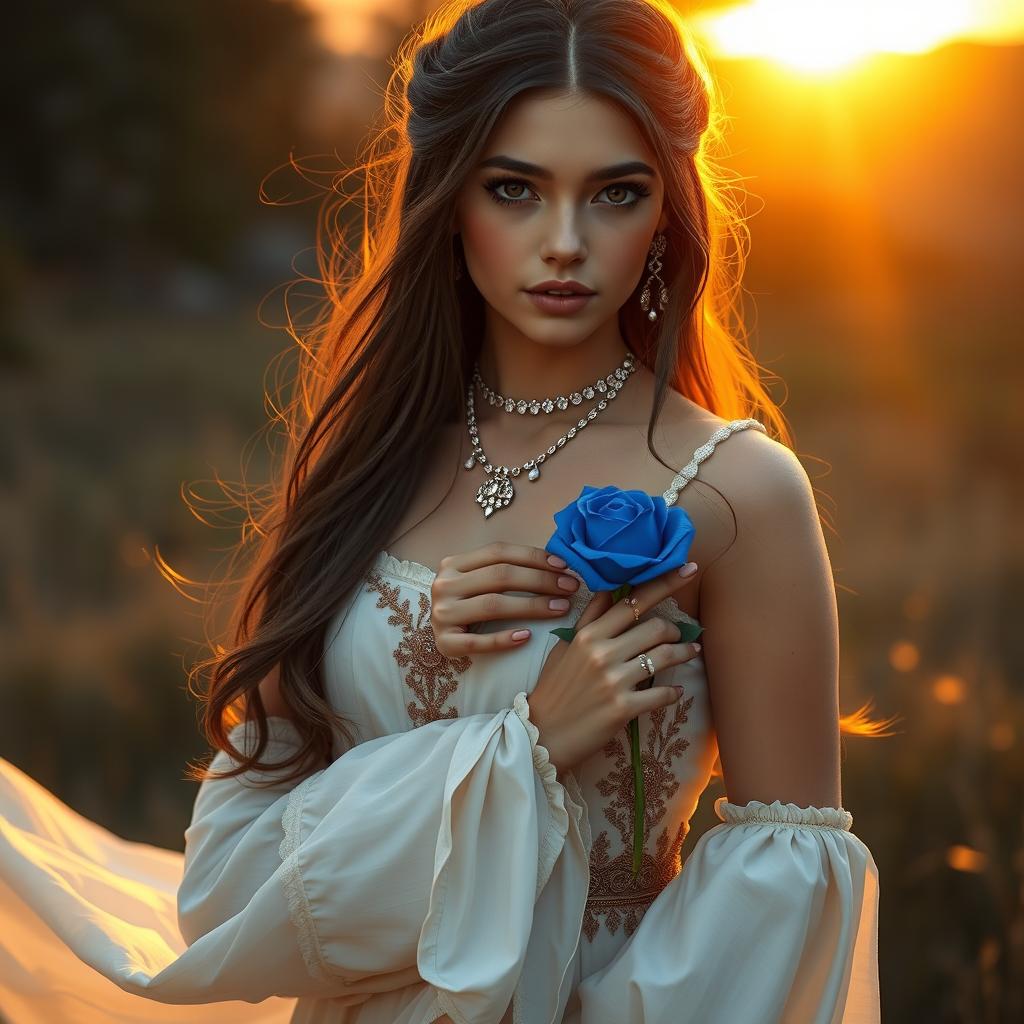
[483,175,652,209]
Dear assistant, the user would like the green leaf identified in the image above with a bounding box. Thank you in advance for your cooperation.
[549,626,577,644]
[673,618,704,643]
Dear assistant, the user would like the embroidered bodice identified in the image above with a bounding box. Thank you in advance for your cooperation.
[320,418,767,959]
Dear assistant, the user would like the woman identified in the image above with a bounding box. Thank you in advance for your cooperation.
[0,1,888,1021]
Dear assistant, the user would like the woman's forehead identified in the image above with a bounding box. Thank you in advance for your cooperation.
[482,92,657,177]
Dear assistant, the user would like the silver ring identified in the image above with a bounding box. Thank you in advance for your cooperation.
[636,652,656,677]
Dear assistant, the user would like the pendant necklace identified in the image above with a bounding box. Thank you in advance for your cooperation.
[464,352,637,518]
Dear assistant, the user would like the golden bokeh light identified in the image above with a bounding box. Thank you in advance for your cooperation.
[889,641,920,672]
[947,845,987,873]
[931,674,966,705]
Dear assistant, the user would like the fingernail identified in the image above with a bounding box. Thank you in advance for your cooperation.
[549,597,570,611]
[692,642,702,653]
[547,554,567,568]
[678,562,698,577]
[512,629,531,642]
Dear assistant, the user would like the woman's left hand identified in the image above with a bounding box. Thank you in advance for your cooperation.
[428,541,579,659]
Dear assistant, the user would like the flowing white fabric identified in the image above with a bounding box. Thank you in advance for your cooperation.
[572,797,880,1024]
[0,754,293,1023]
[0,415,881,1021]
[0,696,591,1024]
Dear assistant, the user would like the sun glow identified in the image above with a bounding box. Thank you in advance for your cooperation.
[692,0,1023,74]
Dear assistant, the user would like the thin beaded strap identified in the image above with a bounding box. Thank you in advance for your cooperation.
[662,418,767,507]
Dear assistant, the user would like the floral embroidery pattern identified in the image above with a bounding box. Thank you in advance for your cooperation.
[582,692,694,941]
[365,570,471,727]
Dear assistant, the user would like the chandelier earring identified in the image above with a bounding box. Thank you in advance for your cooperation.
[639,231,668,321]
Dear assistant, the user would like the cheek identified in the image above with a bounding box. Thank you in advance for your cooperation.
[467,226,518,281]
[460,198,525,282]
[602,229,655,296]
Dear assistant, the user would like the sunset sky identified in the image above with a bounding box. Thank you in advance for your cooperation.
[298,0,1024,66]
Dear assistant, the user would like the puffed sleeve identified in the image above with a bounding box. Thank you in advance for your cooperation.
[576,796,880,1024]
[129,692,590,1024]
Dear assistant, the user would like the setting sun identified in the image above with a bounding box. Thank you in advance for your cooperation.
[692,0,1024,74]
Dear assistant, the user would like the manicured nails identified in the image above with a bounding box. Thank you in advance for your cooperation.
[512,629,531,642]
[678,562,698,577]
[547,554,567,568]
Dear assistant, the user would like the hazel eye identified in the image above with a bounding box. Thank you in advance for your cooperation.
[603,184,634,206]
[500,182,529,201]
[482,175,652,209]
[484,178,538,207]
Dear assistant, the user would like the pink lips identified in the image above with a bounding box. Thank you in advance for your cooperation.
[524,291,595,315]
[526,279,596,295]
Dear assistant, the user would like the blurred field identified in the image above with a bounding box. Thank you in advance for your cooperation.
[1,3,1022,1020]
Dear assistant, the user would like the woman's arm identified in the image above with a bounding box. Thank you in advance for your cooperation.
[574,435,879,1022]
[698,432,842,807]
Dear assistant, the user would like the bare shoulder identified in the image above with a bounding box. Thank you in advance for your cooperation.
[695,423,822,574]
[654,393,793,488]
[656,402,816,559]
[701,422,807,505]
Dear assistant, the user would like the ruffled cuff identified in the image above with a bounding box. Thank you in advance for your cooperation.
[511,691,592,894]
[576,795,880,1023]
[715,796,854,831]
[511,691,558,787]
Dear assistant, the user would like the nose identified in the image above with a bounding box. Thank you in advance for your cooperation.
[540,214,587,265]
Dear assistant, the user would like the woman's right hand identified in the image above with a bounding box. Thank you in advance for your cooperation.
[527,562,702,777]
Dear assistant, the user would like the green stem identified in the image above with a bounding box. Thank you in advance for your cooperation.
[551,581,650,880]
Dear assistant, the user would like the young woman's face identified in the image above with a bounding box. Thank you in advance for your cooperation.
[454,89,668,345]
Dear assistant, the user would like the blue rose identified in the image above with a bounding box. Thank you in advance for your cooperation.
[545,485,695,592]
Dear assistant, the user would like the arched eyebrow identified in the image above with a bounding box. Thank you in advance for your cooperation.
[477,155,657,182]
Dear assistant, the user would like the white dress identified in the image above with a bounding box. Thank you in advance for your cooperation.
[0,418,880,1024]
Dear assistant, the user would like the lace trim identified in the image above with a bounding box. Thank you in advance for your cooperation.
[278,773,335,982]
[662,418,767,507]
[374,549,437,588]
[714,796,853,832]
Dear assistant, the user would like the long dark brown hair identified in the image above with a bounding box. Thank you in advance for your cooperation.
[172,0,896,788]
